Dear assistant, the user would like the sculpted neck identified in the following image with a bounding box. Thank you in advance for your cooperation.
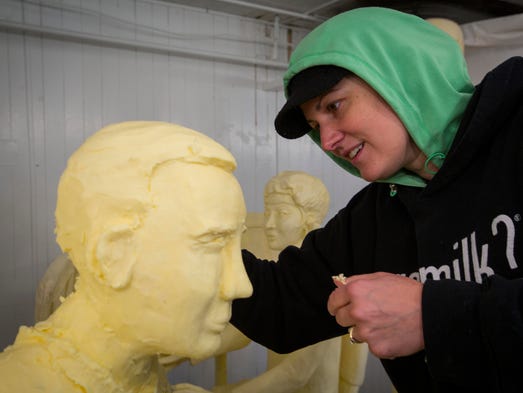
[42,288,161,392]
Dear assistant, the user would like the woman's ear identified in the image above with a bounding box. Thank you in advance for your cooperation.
[94,225,137,289]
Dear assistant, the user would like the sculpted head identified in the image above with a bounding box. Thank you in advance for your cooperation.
[263,171,330,250]
[55,121,252,359]
[426,18,464,53]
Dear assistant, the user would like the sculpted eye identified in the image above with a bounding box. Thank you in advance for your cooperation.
[278,209,290,216]
[195,231,232,250]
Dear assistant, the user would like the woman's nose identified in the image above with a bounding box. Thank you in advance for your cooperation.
[320,124,343,152]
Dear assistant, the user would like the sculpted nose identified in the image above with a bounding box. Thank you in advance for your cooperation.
[220,241,253,300]
[264,211,275,228]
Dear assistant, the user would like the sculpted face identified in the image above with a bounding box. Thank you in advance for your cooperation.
[55,121,253,361]
[262,171,329,251]
[264,193,306,250]
[117,161,252,359]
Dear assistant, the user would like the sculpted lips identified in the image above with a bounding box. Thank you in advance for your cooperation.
[208,305,231,333]
[265,230,277,239]
[209,321,227,334]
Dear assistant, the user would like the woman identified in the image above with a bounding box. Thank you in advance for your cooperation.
[231,7,523,393]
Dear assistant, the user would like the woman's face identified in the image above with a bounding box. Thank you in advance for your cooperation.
[264,193,306,250]
[300,76,425,182]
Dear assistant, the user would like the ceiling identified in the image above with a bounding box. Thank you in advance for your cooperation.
[161,0,523,29]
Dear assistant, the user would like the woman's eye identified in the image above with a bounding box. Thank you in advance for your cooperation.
[326,101,340,112]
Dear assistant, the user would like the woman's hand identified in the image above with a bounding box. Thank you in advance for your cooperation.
[328,272,424,359]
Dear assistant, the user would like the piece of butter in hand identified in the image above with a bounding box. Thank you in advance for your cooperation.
[332,273,348,285]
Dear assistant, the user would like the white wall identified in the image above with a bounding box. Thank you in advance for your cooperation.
[0,0,520,391]
[462,13,523,84]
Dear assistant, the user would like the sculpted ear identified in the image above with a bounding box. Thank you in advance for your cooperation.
[302,212,318,234]
[94,225,136,289]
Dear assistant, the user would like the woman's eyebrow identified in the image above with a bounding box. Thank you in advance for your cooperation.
[315,96,324,111]
[315,86,342,110]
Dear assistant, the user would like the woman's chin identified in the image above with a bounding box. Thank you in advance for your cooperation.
[360,172,379,182]
[360,169,393,183]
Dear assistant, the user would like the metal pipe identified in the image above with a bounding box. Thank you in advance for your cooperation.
[272,15,280,60]
[0,20,289,70]
[304,0,347,15]
[215,0,326,22]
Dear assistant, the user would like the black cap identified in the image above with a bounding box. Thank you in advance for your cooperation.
[274,65,350,139]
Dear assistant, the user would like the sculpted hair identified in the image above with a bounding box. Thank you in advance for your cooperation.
[264,171,330,230]
[55,121,236,280]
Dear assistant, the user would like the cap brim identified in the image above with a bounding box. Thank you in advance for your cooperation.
[274,66,350,139]
[274,98,312,139]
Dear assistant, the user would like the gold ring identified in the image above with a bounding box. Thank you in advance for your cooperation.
[348,326,363,344]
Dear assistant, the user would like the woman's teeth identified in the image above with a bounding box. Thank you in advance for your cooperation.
[349,144,363,159]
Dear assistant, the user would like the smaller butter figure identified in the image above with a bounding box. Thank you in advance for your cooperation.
[0,121,252,393]
[214,171,368,393]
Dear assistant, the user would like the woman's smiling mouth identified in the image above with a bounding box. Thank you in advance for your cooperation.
[349,143,364,160]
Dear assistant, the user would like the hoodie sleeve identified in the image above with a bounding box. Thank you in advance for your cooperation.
[230,210,352,353]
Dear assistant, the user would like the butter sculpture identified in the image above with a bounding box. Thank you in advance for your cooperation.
[213,171,367,393]
[223,171,337,393]
[263,171,330,251]
[0,121,252,393]
[426,18,464,53]
[262,171,338,393]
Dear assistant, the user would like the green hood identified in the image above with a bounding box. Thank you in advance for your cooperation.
[284,7,475,187]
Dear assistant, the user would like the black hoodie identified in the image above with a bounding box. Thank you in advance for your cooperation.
[232,57,523,393]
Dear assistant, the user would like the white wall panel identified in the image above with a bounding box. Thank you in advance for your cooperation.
[0,29,37,346]
[462,13,523,84]
[0,33,10,140]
